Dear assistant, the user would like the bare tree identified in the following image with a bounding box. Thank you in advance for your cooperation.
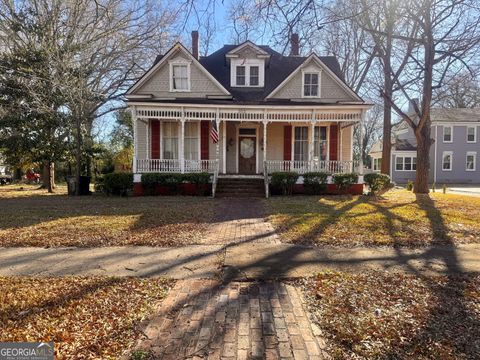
[354,104,383,166]
[434,71,480,108]
[377,0,480,193]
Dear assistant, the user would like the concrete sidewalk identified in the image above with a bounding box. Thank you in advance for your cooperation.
[1,243,479,279]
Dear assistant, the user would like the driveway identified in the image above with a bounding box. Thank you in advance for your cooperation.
[447,185,480,197]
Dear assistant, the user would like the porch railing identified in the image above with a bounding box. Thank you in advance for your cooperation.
[265,160,358,175]
[136,159,218,173]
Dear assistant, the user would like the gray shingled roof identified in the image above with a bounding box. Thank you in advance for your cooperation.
[199,45,344,103]
[429,108,480,122]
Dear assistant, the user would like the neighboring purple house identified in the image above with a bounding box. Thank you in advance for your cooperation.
[370,108,480,184]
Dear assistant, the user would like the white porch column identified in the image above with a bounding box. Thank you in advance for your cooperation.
[132,106,137,173]
[216,108,220,170]
[308,114,315,171]
[263,120,268,164]
[180,110,185,173]
[359,110,365,175]
[223,118,227,174]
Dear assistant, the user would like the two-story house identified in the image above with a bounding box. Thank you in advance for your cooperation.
[126,32,371,196]
[370,108,480,184]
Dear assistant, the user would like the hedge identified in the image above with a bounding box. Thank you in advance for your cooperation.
[303,172,330,194]
[141,172,211,195]
[103,172,133,196]
[332,173,359,192]
[364,173,391,195]
[270,172,299,195]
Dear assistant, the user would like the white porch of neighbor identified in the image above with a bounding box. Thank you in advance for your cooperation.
[131,104,367,180]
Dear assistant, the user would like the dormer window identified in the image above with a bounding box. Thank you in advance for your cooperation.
[169,61,191,92]
[231,60,265,87]
[303,72,320,97]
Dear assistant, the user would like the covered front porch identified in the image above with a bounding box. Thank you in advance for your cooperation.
[131,103,367,180]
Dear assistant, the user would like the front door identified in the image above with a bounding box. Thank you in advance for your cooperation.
[238,136,256,174]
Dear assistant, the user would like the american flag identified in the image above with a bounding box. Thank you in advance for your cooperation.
[210,120,219,143]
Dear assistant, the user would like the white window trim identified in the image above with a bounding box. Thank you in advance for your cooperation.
[466,126,477,143]
[395,155,417,171]
[169,60,191,92]
[292,126,310,161]
[184,121,201,161]
[466,151,476,171]
[443,125,453,143]
[442,151,453,171]
[161,121,180,160]
[231,59,264,87]
[301,70,321,98]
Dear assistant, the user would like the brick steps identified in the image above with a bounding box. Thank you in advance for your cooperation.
[216,178,265,198]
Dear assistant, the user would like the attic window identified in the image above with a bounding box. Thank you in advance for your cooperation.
[231,59,264,87]
[170,61,191,92]
[250,66,259,86]
[303,72,319,97]
[236,66,246,86]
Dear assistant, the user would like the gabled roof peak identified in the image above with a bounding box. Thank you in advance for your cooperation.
[226,41,271,59]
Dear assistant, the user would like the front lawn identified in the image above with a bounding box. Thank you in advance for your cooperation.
[0,276,173,359]
[266,189,480,247]
[302,272,480,359]
[0,185,214,247]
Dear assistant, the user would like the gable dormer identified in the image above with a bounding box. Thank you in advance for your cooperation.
[226,41,270,88]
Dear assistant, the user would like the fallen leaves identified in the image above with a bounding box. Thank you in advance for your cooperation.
[266,189,480,247]
[0,276,174,359]
[302,272,480,359]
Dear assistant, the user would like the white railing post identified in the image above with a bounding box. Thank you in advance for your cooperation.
[132,106,138,173]
[180,110,185,174]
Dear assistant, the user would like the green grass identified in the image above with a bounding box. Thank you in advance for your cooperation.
[266,189,480,247]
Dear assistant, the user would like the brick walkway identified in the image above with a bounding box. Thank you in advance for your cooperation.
[200,198,280,245]
[134,280,329,360]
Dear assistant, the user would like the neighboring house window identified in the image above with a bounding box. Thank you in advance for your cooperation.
[171,64,189,91]
[466,152,476,171]
[442,151,452,171]
[303,72,319,97]
[294,127,308,161]
[236,66,246,86]
[250,66,259,86]
[313,126,327,161]
[162,122,178,159]
[467,126,476,143]
[396,156,417,171]
[184,122,199,160]
[443,126,453,142]
[373,158,382,171]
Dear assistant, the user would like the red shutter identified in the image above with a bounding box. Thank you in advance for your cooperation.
[329,124,338,161]
[284,125,292,161]
[200,120,210,160]
[151,120,160,159]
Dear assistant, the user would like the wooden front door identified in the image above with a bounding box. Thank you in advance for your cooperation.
[238,136,256,174]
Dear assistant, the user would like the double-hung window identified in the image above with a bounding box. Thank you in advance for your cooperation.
[442,151,452,171]
[396,156,417,171]
[162,122,178,159]
[313,126,327,161]
[171,64,189,91]
[294,127,309,161]
[236,66,246,86]
[466,152,476,171]
[443,126,453,142]
[249,66,259,86]
[373,158,382,171]
[467,126,476,143]
[184,122,199,160]
[303,72,319,97]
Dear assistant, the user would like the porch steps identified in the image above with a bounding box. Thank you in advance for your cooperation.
[215,178,265,198]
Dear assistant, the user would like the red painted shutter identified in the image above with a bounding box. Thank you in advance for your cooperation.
[151,120,160,159]
[200,120,210,160]
[284,125,292,161]
[329,124,338,161]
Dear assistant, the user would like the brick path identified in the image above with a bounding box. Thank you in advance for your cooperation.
[200,198,280,245]
[134,279,329,360]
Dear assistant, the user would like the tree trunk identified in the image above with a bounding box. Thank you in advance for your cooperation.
[381,102,392,175]
[75,115,82,196]
[45,161,55,193]
[414,125,432,193]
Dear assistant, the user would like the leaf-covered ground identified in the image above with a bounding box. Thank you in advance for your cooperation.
[0,276,174,360]
[266,189,480,247]
[302,272,480,359]
[0,185,214,247]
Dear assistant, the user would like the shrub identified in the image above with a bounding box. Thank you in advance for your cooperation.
[103,172,133,196]
[364,173,391,195]
[270,172,299,195]
[406,180,414,191]
[333,173,358,193]
[303,172,330,194]
[141,172,212,195]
